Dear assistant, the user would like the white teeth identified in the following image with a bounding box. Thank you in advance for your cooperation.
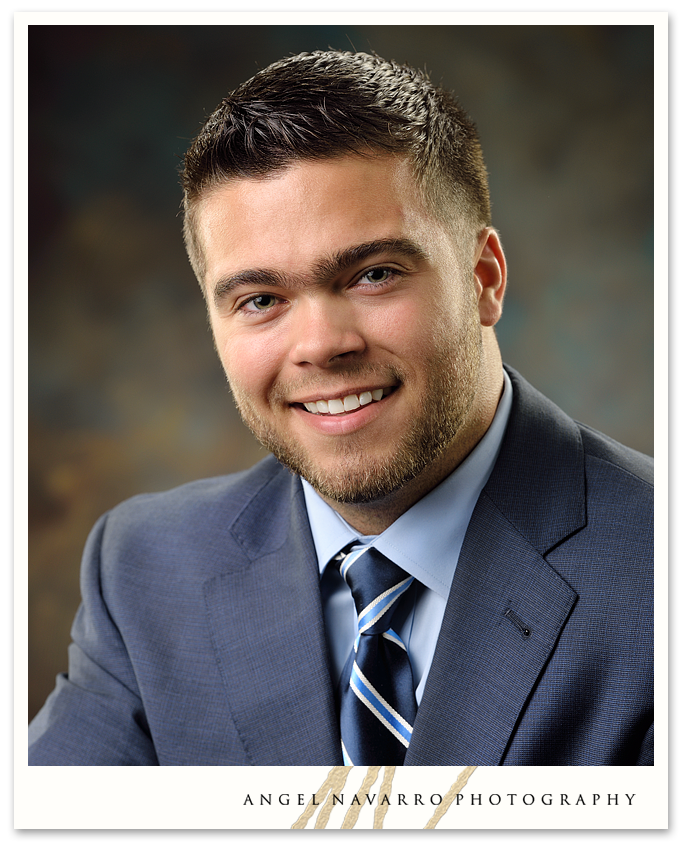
[302,388,389,415]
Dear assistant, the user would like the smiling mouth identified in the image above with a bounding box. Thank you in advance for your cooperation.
[299,387,395,415]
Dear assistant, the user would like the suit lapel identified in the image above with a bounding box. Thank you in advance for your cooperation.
[204,472,340,765]
[406,493,577,765]
[406,369,585,766]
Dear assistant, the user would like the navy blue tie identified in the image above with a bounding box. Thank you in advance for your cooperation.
[337,544,417,766]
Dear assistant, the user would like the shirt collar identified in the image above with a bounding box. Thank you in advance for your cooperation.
[302,368,513,601]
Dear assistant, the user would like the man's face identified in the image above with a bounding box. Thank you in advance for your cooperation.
[196,154,494,506]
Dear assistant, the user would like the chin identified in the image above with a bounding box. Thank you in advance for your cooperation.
[266,435,447,506]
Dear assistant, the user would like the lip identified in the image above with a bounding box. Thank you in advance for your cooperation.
[290,385,398,436]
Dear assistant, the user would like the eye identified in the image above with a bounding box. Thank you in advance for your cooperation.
[242,294,280,312]
[360,267,396,286]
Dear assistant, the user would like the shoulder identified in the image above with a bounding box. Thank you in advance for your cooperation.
[505,364,653,487]
[105,453,291,528]
[577,420,653,489]
[574,419,653,558]
[91,455,297,579]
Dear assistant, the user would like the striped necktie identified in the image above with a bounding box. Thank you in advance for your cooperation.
[336,544,417,766]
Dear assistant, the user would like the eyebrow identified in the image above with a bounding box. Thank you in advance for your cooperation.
[211,237,430,310]
[313,238,430,282]
[212,269,291,310]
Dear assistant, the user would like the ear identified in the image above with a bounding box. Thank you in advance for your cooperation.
[473,227,507,327]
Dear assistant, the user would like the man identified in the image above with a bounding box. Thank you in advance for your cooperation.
[28,51,653,766]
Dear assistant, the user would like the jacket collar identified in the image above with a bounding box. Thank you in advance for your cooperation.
[484,365,586,555]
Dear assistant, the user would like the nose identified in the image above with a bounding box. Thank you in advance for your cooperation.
[288,295,366,367]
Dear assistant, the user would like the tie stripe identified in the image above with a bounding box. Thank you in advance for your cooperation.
[349,663,414,747]
[382,629,406,651]
[356,577,414,633]
[339,544,368,577]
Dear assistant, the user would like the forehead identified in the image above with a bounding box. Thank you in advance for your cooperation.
[195,155,444,287]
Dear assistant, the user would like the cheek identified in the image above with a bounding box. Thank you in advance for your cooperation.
[378,298,449,358]
[214,331,278,403]
[367,296,432,346]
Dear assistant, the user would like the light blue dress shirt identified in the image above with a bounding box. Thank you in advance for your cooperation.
[302,369,513,705]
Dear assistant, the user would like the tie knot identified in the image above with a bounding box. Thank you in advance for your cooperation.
[338,545,414,635]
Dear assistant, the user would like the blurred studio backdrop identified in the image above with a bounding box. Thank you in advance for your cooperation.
[28,23,654,722]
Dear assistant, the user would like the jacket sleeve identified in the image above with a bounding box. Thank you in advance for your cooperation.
[28,513,158,765]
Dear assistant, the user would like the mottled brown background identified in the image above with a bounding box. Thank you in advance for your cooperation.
[28,24,654,722]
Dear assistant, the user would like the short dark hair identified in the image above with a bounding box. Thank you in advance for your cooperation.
[181,50,491,282]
